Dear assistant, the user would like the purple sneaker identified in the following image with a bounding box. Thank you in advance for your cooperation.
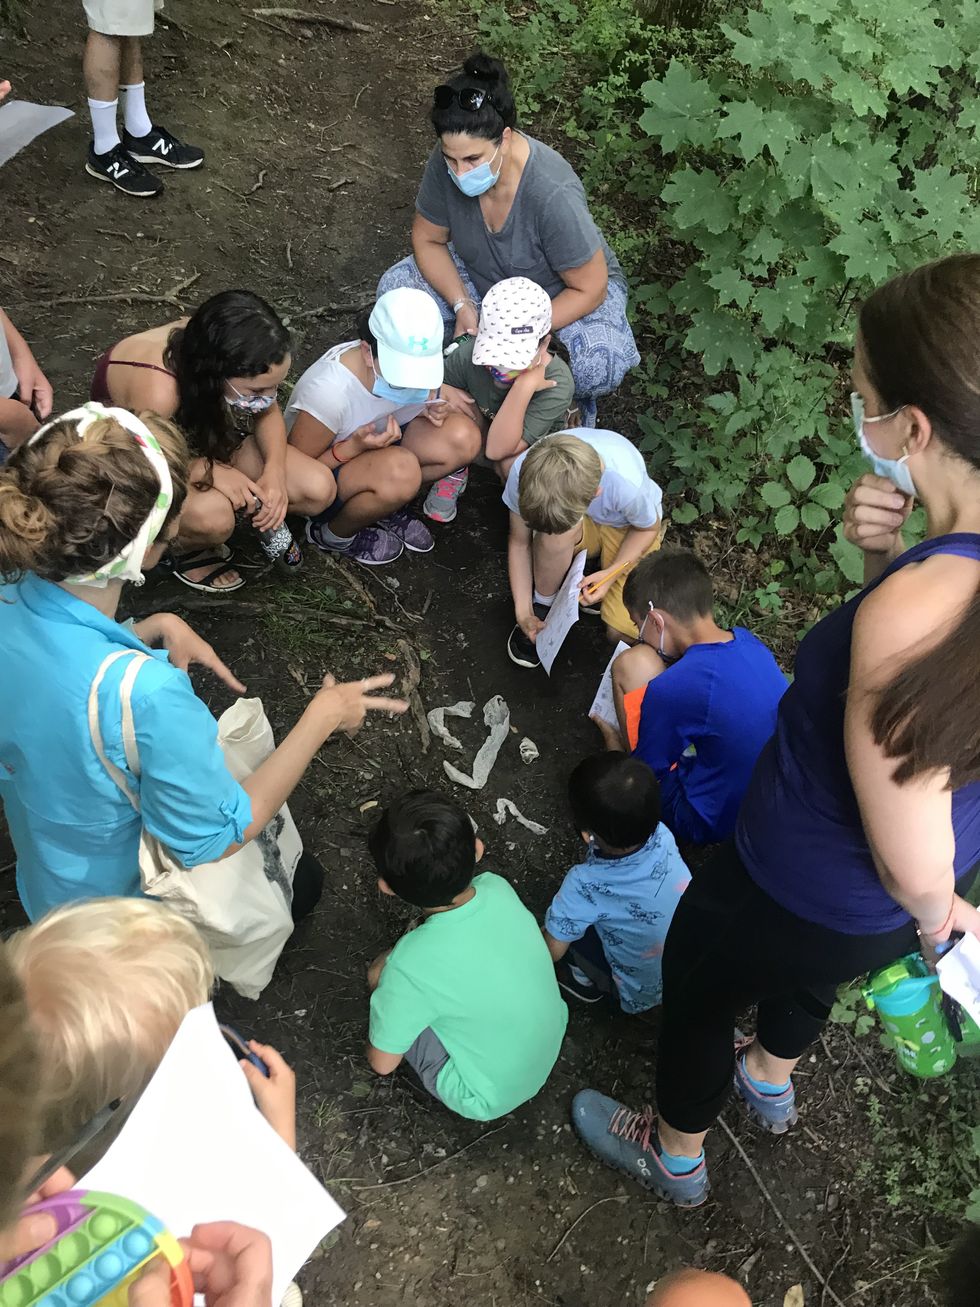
[423,467,468,523]
[305,519,402,566]
[378,508,434,553]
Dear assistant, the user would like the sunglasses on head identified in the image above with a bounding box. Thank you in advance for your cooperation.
[434,84,498,113]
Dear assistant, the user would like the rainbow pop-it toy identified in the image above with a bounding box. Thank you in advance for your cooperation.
[0,1190,193,1307]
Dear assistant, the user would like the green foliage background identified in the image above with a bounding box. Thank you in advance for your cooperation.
[467,0,980,615]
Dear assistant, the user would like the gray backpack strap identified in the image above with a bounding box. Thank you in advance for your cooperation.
[88,649,152,812]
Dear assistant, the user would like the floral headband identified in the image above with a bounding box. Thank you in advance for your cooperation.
[29,402,173,588]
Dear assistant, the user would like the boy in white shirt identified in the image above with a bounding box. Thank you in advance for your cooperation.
[504,430,664,666]
[285,288,481,566]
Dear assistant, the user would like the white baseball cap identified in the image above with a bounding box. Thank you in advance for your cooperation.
[369,288,445,389]
[472,277,552,370]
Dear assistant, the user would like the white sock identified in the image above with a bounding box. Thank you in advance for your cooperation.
[88,98,120,155]
[533,589,556,608]
[121,82,153,138]
[317,522,354,547]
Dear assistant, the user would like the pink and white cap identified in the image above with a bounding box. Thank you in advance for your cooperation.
[472,277,552,370]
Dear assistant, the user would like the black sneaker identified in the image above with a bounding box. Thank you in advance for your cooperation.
[123,125,205,170]
[556,960,604,1004]
[507,624,540,668]
[85,143,163,197]
[507,601,550,669]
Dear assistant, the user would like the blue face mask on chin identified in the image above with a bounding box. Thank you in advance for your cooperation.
[371,362,430,406]
[850,391,916,498]
[448,146,502,198]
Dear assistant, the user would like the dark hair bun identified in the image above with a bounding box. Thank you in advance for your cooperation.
[463,52,509,89]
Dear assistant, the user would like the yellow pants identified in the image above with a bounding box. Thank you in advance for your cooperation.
[580,518,664,638]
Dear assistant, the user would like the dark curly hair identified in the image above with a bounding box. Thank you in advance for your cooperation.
[431,52,517,142]
[163,290,291,468]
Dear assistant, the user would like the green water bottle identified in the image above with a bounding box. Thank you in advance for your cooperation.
[863,955,958,1078]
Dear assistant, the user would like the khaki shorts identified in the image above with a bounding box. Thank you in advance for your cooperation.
[580,516,665,638]
[83,0,163,36]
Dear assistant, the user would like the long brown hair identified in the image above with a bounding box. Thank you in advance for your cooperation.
[860,255,980,785]
[0,411,188,583]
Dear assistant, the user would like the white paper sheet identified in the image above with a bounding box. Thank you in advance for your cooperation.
[535,550,587,675]
[83,1004,345,1302]
[938,934,980,1027]
[588,641,630,728]
[0,101,74,168]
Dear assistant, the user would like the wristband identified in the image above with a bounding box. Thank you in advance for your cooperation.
[452,297,475,314]
[333,440,353,465]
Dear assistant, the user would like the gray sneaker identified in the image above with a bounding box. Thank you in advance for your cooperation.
[306,520,403,566]
[571,1090,709,1207]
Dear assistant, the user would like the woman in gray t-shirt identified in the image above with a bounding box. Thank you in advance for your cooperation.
[377,53,640,430]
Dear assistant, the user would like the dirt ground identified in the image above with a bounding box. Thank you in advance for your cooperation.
[0,2,975,1304]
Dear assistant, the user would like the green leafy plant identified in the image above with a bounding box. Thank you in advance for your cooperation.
[634,0,980,598]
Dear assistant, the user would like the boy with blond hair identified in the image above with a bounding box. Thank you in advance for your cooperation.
[7,899,297,1171]
[504,429,664,667]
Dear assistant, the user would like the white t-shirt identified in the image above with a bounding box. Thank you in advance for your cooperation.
[503,428,663,528]
[0,315,17,399]
[283,341,426,443]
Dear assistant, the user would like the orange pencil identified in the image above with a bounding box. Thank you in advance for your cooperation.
[582,557,633,600]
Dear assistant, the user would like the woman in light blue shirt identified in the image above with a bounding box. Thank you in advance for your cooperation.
[0,402,406,919]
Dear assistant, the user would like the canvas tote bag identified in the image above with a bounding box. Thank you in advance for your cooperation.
[88,649,301,998]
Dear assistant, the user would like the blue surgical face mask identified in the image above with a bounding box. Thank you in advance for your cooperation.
[226,381,277,415]
[371,361,431,406]
[448,146,501,198]
[850,391,916,497]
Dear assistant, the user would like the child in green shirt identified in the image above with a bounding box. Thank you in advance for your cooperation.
[366,789,568,1121]
[427,276,576,523]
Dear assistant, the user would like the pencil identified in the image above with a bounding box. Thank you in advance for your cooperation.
[582,557,633,600]
[23,1097,124,1196]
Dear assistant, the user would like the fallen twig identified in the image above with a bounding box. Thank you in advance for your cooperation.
[397,637,430,754]
[18,272,200,312]
[287,301,361,321]
[353,83,370,110]
[718,1116,846,1307]
[252,7,372,31]
[285,240,293,269]
[247,168,267,195]
[351,1123,509,1190]
[547,1196,627,1263]
[820,1240,852,1307]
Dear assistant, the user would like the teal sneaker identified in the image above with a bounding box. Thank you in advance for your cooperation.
[733,1047,799,1135]
[571,1090,709,1207]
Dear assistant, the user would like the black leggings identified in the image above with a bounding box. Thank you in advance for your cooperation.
[656,842,930,1134]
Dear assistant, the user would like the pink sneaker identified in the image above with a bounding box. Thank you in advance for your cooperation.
[423,467,468,523]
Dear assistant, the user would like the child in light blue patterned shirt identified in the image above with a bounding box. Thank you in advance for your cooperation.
[543,753,691,1013]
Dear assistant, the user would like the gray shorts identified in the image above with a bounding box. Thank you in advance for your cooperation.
[83,0,163,36]
[403,1028,450,1102]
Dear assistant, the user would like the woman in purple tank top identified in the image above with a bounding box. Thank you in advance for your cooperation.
[572,254,980,1207]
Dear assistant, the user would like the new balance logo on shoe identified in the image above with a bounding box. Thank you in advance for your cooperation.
[107,160,130,179]
[152,137,171,156]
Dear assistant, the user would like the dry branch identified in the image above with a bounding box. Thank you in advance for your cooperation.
[252,7,372,32]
